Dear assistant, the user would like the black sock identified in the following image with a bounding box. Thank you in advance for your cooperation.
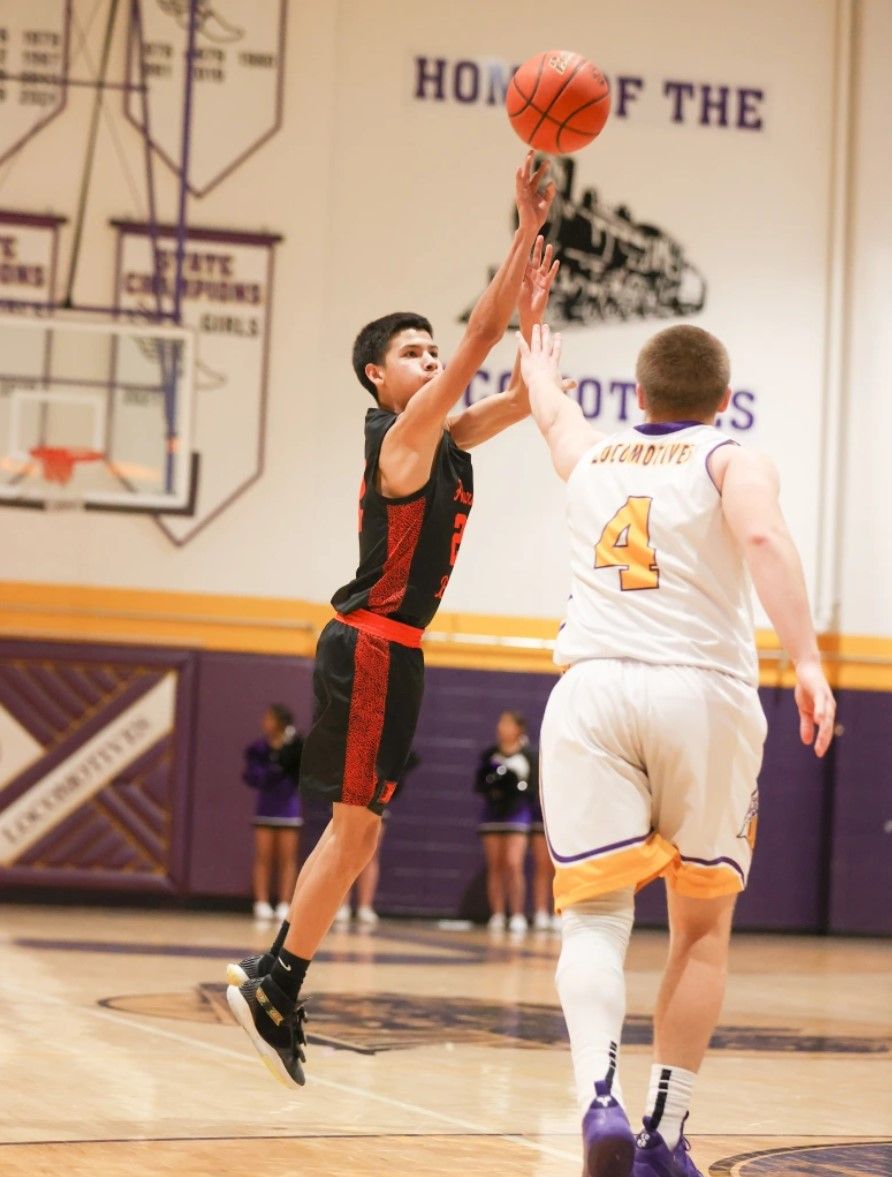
[269,946,310,1001]
[268,919,290,959]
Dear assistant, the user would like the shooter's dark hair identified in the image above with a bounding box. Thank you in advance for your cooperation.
[351,312,434,400]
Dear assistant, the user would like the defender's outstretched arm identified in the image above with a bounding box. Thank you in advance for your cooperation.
[518,324,602,480]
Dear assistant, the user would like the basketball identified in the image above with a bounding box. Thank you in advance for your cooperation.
[506,49,611,154]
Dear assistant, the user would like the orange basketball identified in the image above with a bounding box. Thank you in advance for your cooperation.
[506,50,611,154]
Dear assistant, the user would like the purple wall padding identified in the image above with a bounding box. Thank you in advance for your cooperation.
[371,665,555,918]
[1,637,886,934]
[0,640,196,892]
[186,651,315,896]
[829,690,892,934]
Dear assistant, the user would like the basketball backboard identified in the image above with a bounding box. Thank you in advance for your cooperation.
[0,315,196,512]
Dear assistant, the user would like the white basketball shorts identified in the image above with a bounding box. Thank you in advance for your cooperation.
[540,659,767,911]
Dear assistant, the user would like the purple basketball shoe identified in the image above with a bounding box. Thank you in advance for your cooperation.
[581,1080,636,1177]
[632,1116,702,1177]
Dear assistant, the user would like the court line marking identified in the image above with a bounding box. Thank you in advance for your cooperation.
[0,982,579,1163]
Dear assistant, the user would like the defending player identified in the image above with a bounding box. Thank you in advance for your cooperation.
[225,154,557,1086]
[517,323,835,1177]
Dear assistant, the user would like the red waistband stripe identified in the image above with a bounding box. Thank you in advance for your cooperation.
[336,609,424,649]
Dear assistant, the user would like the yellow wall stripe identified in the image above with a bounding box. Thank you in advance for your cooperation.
[0,581,890,690]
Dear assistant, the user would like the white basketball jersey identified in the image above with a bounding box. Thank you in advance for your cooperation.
[554,423,758,684]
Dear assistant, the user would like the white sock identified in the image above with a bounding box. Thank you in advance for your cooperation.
[554,888,635,1113]
[645,1064,696,1148]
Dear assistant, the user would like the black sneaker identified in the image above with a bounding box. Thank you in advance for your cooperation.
[226,976,308,1087]
[225,951,273,986]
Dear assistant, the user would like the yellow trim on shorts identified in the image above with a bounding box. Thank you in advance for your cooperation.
[666,860,745,899]
[553,834,677,913]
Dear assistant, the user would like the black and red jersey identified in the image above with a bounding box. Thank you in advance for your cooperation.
[331,408,474,630]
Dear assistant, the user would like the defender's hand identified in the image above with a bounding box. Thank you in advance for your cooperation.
[515,151,555,235]
[794,660,836,758]
[517,323,564,387]
[519,235,560,336]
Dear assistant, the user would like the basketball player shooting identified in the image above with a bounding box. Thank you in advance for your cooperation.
[516,323,835,1177]
[225,153,558,1087]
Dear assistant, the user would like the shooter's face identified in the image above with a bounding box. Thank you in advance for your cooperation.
[369,329,443,411]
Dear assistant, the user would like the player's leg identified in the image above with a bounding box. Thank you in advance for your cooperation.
[252,826,275,918]
[275,826,300,916]
[503,831,528,929]
[557,887,635,1110]
[640,891,737,1149]
[530,829,555,929]
[542,661,675,1177]
[634,893,736,1177]
[227,815,337,986]
[355,822,383,924]
[228,805,381,1087]
[634,666,765,1176]
[228,621,423,1086]
[282,803,381,958]
[655,890,736,1069]
[482,833,507,926]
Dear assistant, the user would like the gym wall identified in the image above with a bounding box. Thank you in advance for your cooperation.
[0,0,888,931]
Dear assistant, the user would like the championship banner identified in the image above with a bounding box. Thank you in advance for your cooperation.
[0,210,64,308]
[125,0,287,196]
[0,1,70,167]
[0,648,191,887]
[113,219,280,546]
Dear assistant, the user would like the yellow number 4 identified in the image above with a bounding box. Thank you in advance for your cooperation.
[594,496,660,591]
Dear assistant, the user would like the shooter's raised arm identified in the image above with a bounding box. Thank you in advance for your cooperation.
[446,236,560,450]
[379,153,554,496]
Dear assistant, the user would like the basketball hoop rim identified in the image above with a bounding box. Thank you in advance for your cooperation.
[29,446,104,464]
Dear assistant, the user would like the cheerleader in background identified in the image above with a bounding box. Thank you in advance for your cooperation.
[243,704,304,921]
[475,711,538,933]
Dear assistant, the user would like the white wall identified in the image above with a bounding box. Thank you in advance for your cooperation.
[839,0,892,636]
[0,0,887,637]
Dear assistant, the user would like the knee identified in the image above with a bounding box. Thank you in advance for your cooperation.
[337,816,381,865]
[669,892,736,945]
[673,925,730,961]
[669,914,733,961]
[506,856,524,880]
[560,889,635,950]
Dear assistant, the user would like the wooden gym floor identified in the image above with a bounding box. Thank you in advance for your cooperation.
[1,904,890,1176]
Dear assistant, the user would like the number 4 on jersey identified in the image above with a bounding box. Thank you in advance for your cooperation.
[594,496,660,591]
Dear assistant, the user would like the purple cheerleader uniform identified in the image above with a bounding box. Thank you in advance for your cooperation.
[475,744,539,835]
[243,734,304,828]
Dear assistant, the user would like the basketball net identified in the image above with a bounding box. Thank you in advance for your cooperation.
[29,447,102,510]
